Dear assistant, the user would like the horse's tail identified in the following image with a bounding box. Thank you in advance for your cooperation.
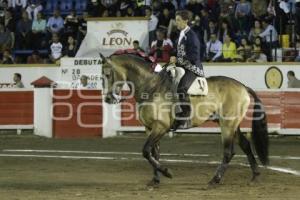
[247,87,269,165]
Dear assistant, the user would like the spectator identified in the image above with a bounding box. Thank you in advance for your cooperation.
[101,0,118,15]
[252,0,268,18]
[158,8,173,29]
[253,36,262,49]
[247,46,267,63]
[132,40,144,52]
[124,6,135,17]
[150,29,173,62]
[235,0,251,34]
[151,0,162,15]
[77,11,88,49]
[64,35,77,57]
[161,0,176,14]
[259,19,279,61]
[185,0,203,15]
[0,24,14,52]
[206,33,222,62]
[46,9,64,35]
[222,34,237,62]
[1,49,14,64]
[145,6,158,45]
[78,75,92,89]
[287,71,300,88]
[4,10,16,33]
[49,33,63,63]
[10,0,27,15]
[87,0,104,17]
[0,0,9,19]
[118,0,133,16]
[191,14,206,60]
[206,0,221,20]
[101,9,109,17]
[204,20,218,43]
[16,11,32,49]
[219,20,234,43]
[31,12,46,49]
[27,50,42,63]
[13,73,24,88]
[26,0,42,20]
[219,4,239,34]
[199,8,209,31]
[248,20,262,43]
[236,37,252,62]
[64,10,79,39]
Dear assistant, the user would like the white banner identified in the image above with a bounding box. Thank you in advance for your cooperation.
[76,18,149,57]
[59,58,103,89]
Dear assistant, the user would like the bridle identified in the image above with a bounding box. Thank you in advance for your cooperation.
[103,66,127,104]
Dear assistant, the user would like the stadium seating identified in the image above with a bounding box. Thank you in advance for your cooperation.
[44,0,87,15]
[75,0,87,14]
[60,0,73,14]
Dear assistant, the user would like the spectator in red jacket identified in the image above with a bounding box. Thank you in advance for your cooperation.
[150,29,173,62]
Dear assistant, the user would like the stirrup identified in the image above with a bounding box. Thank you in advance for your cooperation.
[171,119,192,131]
[176,120,192,129]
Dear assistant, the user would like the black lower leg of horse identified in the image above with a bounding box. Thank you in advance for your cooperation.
[209,138,235,185]
[143,137,172,179]
[152,143,161,182]
[147,142,161,186]
[238,131,260,180]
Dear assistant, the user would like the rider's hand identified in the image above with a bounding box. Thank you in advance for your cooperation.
[170,56,176,64]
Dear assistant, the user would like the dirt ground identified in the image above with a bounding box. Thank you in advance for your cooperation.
[0,133,299,200]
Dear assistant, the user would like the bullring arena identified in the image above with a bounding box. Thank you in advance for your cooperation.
[1,1,300,199]
[0,133,299,200]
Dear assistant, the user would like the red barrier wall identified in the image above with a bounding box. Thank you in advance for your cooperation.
[282,92,300,128]
[52,90,103,138]
[0,91,33,125]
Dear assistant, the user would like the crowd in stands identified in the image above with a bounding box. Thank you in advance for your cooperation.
[0,0,299,64]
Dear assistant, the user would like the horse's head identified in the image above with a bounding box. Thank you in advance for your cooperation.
[100,53,126,104]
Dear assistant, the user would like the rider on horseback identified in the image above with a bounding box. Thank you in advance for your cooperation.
[170,10,206,129]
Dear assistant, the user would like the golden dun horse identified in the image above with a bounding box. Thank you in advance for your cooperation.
[100,53,269,186]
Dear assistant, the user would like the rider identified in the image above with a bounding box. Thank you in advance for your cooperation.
[170,10,205,129]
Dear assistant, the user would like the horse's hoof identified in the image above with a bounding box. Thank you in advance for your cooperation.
[160,168,173,179]
[251,172,261,182]
[146,179,160,188]
[208,177,220,186]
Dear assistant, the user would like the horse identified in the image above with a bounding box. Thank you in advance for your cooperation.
[99,52,269,186]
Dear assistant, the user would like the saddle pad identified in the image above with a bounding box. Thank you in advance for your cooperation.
[187,76,208,96]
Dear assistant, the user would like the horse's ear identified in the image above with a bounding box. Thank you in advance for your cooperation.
[99,53,107,64]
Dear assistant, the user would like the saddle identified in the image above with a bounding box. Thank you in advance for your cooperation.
[166,65,208,96]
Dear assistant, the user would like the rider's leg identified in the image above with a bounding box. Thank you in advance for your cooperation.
[174,70,196,129]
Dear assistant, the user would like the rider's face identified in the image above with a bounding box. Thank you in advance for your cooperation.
[175,15,188,31]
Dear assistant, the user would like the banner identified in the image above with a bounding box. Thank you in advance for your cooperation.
[59,58,103,89]
[76,17,149,57]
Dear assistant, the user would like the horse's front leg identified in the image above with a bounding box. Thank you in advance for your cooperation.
[146,142,161,187]
[143,124,172,185]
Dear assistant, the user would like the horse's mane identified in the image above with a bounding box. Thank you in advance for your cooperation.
[111,53,175,100]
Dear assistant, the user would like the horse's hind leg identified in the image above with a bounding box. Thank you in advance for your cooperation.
[237,127,260,181]
[209,123,236,185]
